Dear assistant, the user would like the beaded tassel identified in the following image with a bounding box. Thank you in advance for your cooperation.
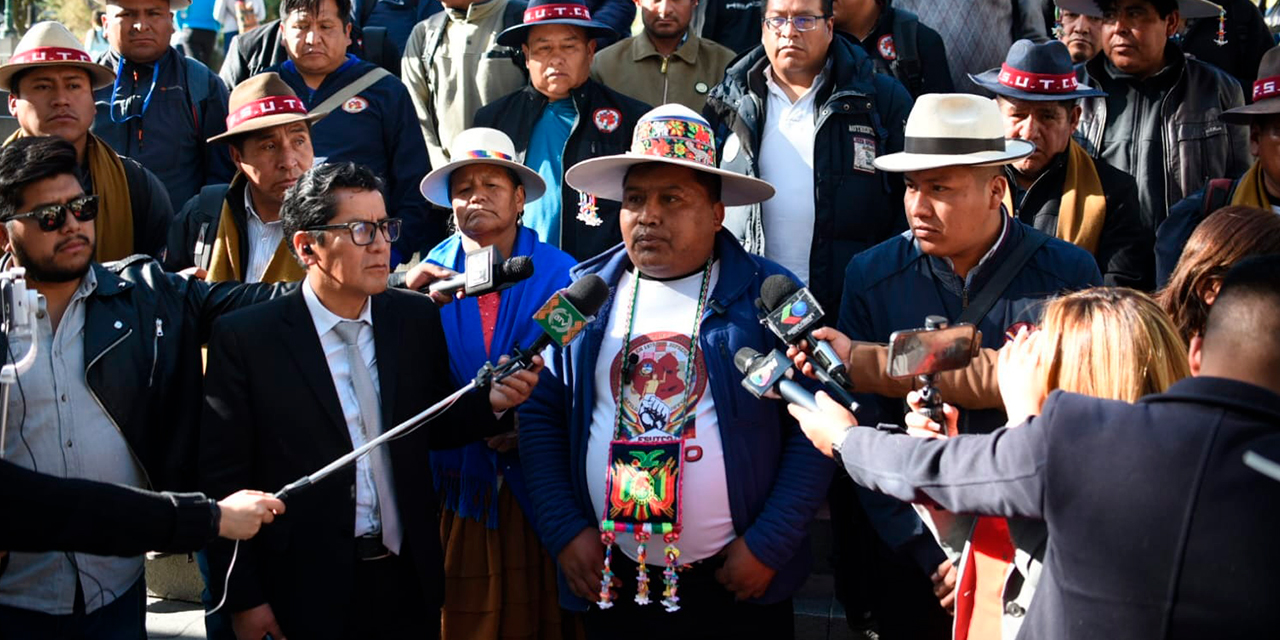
[597,531,616,609]
[1215,7,1228,46]
[660,532,681,612]
[634,530,651,605]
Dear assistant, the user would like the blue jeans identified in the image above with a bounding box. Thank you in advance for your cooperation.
[0,575,145,640]
[196,550,235,640]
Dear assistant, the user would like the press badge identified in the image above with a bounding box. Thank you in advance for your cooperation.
[854,136,877,173]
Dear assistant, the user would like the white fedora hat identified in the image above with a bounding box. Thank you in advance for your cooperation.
[420,128,546,207]
[873,94,1035,173]
[0,21,116,92]
[565,104,775,206]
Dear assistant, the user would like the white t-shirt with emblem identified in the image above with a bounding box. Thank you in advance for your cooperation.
[587,263,736,566]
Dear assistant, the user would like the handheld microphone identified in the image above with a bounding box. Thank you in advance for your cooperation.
[485,274,610,383]
[427,245,535,297]
[734,347,819,412]
[758,275,855,396]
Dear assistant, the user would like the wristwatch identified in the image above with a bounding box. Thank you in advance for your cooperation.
[208,499,222,539]
[831,426,852,468]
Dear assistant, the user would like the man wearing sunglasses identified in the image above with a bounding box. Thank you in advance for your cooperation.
[199,161,543,640]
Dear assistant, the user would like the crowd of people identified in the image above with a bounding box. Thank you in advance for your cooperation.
[0,0,1279,638]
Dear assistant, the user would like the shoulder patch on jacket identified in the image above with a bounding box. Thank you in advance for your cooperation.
[104,253,156,272]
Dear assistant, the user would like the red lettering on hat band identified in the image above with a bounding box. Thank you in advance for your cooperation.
[998,63,1079,94]
[225,96,308,130]
[9,47,92,66]
[1254,75,1280,102]
[523,3,592,23]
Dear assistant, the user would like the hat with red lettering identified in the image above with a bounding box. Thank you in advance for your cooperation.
[0,21,116,92]
[1221,47,1280,124]
[969,39,1105,101]
[496,0,616,47]
[208,72,326,143]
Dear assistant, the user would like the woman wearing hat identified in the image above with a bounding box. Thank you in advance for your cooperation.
[420,128,577,639]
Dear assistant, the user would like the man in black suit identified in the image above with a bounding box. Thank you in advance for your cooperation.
[787,254,1280,638]
[199,162,542,640]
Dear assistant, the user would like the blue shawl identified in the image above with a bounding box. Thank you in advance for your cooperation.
[426,226,576,528]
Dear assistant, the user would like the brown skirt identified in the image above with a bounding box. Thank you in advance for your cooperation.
[439,483,581,640]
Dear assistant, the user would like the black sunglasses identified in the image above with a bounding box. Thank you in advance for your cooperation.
[4,195,100,232]
[303,218,402,246]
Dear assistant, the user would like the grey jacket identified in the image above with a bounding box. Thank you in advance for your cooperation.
[1076,45,1249,232]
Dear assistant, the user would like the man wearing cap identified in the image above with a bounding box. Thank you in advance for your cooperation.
[703,0,913,318]
[831,0,954,98]
[589,0,736,112]
[518,104,833,637]
[1157,46,1280,285]
[268,0,437,265]
[165,73,320,284]
[93,0,236,210]
[401,0,528,171]
[474,0,650,262]
[972,39,1151,288]
[419,127,577,639]
[1,21,172,262]
[1069,0,1249,235]
[835,93,1101,636]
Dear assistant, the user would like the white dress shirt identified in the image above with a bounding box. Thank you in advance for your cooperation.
[301,279,384,537]
[243,188,285,284]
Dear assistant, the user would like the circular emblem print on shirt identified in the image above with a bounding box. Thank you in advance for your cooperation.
[877,34,897,61]
[342,96,370,114]
[594,108,621,133]
[608,332,709,440]
[722,132,741,163]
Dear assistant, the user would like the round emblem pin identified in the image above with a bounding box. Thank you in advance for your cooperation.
[877,34,897,61]
[593,108,621,133]
[342,96,369,114]
[723,132,741,163]
[695,82,709,94]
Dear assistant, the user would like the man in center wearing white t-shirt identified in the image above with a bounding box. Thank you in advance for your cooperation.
[518,104,835,640]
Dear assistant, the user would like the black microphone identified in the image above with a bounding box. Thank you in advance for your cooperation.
[428,245,535,297]
[758,275,855,396]
[734,347,819,412]
[485,274,610,383]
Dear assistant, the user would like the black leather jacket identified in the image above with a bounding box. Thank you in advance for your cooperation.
[474,80,650,262]
[1075,44,1249,231]
[77,256,291,492]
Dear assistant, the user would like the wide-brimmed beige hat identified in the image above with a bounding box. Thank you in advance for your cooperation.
[0,21,116,92]
[208,73,326,144]
[873,94,1035,173]
[101,0,193,12]
[1055,0,1222,19]
[420,128,546,207]
[565,104,775,206]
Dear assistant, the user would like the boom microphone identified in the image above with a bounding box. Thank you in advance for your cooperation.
[734,347,819,412]
[486,274,610,382]
[428,245,535,297]
[759,275,855,396]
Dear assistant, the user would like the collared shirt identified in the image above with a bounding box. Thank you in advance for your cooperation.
[590,29,736,112]
[523,99,577,248]
[243,187,284,284]
[0,268,147,615]
[758,63,829,284]
[301,280,383,537]
[925,212,1011,295]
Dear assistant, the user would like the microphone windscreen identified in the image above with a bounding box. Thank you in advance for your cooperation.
[759,274,800,312]
[500,256,535,283]
[564,275,610,316]
[734,346,761,374]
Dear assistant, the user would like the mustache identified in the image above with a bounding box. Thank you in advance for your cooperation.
[55,234,91,251]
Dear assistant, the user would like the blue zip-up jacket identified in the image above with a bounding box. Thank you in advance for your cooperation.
[837,219,1101,574]
[518,230,836,610]
[272,55,437,263]
[94,47,234,210]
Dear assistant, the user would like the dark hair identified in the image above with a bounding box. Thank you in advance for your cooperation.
[994,94,1079,115]
[280,0,352,25]
[623,162,722,203]
[1157,206,1280,343]
[1096,0,1178,18]
[9,65,92,98]
[1202,254,1280,369]
[764,0,833,18]
[446,165,522,201]
[280,162,384,256]
[225,121,313,154]
[0,136,78,221]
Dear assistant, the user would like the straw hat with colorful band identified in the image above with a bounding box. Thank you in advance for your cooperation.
[969,40,1105,101]
[1221,47,1280,124]
[1054,0,1222,20]
[420,127,547,207]
[496,0,616,47]
[873,94,1036,173]
[0,21,116,92]
[565,104,775,207]
[208,72,327,143]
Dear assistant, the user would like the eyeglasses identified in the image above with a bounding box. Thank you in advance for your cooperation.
[762,14,828,33]
[3,195,99,232]
[304,218,402,246]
